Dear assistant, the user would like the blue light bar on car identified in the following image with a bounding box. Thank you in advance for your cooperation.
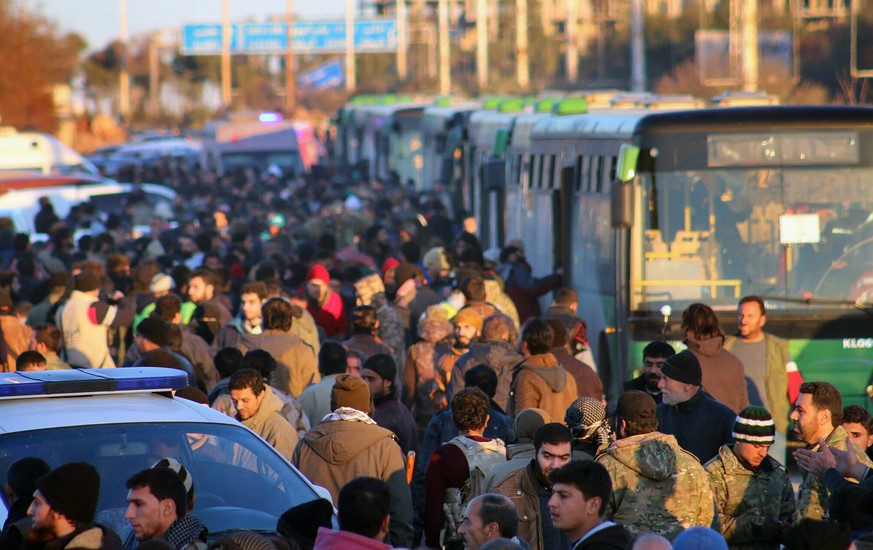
[259,112,282,123]
[0,367,188,398]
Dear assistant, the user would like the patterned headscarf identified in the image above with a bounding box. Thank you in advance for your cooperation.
[565,397,612,448]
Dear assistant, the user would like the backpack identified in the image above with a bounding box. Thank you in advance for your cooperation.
[441,435,507,546]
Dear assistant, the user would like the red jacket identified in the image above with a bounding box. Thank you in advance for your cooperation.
[308,290,347,338]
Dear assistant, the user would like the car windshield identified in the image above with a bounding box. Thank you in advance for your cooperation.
[0,422,320,537]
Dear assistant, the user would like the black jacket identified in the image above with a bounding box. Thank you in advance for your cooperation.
[656,389,735,463]
[623,376,663,404]
[573,523,630,550]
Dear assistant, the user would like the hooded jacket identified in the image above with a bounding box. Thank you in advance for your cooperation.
[238,329,319,398]
[705,444,795,549]
[508,353,578,422]
[686,334,749,413]
[596,431,717,540]
[403,318,454,419]
[234,386,299,463]
[449,339,523,411]
[551,346,603,400]
[292,418,413,548]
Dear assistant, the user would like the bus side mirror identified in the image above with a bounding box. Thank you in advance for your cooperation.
[611,180,634,229]
[611,145,639,228]
[482,156,505,191]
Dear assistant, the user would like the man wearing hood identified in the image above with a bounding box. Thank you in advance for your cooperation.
[292,374,413,548]
[597,390,717,540]
[214,281,267,351]
[508,319,578,422]
[229,369,298,462]
[238,297,318,398]
[680,303,748,413]
[449,314,522,412]
[304,264,347,338]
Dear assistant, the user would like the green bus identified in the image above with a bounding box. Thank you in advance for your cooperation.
[506,105,873,406]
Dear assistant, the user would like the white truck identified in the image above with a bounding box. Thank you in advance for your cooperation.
[0,127,99,175]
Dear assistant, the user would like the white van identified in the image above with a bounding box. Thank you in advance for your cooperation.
[0,127,99,175]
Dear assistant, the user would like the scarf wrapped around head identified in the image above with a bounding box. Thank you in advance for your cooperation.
[565,397,612,448]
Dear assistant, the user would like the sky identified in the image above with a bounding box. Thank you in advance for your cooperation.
[32,0,348,51]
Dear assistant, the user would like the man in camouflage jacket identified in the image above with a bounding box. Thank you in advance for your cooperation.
[705,406,795,549]
[790,382,873,521]
[597,391,717,540]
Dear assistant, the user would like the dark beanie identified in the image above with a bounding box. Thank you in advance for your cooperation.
[35,462,100,524]
[141,349,184,372]
[137,317,171,347]
[330,373,372,414]
[276,498,333,548]
[617,390,658,429]
[74,272,101,293]
[7,457,51,500]
[660,350,702,386]
[362,353,397,383]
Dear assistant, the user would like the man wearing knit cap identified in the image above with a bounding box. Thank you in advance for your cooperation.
[304,264,347,338]
[655,349,737,463]
[292,374,413,547]
[597,390,717,540]
[361,353,418,456]
[508,318,578,424]
[705,405,795,548]
[434,309,483,412]
[25,462,123,550]
[57,272,132,369]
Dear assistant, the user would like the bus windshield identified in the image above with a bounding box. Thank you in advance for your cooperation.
[633,165,873,312]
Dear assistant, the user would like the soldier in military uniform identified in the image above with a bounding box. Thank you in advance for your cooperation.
[705,405,795,549]
[791,381,873,521]
[597,390,717,540]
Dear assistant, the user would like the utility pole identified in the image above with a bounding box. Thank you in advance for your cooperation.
[221,0,232,108]
[566,0,578,82]
[476,0,488,90]
[345,0,356,92]
[149,37,159,117]
[285,0,296,115]
[397,0,408,81]
[741,0,759,91]
[439,0,450,94]
[517,0,529,90]
[119,0,131,120]
[630,0,646,91]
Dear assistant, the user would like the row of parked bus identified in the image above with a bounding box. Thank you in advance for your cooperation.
[333,91,873,408]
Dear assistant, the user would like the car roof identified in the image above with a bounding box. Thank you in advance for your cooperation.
[0,367,237,434]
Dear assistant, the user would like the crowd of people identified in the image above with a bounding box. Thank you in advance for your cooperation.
[0,160,872,550]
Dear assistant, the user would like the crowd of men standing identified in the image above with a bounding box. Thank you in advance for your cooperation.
[1,159,872,550]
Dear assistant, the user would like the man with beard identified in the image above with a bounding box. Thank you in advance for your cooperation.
[187,269,232,346]
[705,405,795,548]
[361,353,418,456]
[623,342,675,405]
[125,468,207,550]
[449,314,522,412]
[24,462,123,550]
[491,423,573,550]
[436,310,483,409]
[789,381,873,521]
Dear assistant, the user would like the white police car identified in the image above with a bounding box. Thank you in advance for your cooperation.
[0,368,332,538]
